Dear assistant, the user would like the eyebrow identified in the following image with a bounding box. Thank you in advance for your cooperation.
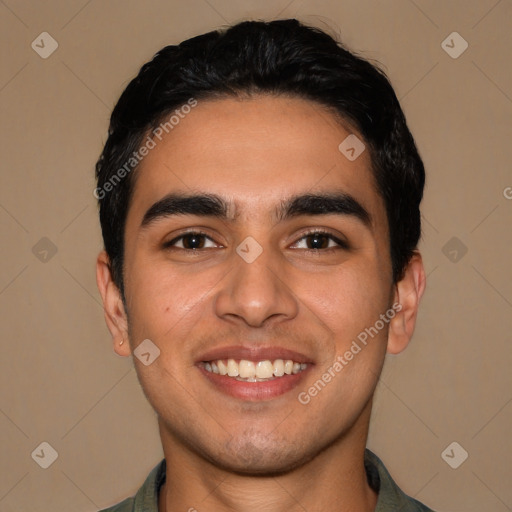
[140,191,371,229]
[277,192,371,227]
[141,193,226,228]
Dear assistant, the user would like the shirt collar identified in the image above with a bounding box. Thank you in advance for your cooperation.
[130,448,430,511]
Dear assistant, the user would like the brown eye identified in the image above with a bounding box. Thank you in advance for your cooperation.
[305,233,330,249]
[291,231,348,251]
[181,233,207,249]
[165,232,218,250]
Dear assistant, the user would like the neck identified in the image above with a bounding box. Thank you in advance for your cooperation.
[158,402,377,512]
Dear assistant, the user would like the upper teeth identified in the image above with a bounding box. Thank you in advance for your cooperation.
[204,359,307,380]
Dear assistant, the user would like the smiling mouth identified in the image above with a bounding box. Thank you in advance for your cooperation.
[201,358,308,382]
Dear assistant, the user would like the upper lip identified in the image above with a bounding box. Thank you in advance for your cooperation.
[196,345,313,364]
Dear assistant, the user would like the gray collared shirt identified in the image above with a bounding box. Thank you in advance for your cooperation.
[99,449,436,511]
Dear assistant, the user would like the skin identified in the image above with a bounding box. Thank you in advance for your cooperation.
[96,95,425,512]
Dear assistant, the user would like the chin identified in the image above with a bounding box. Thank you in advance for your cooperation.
[209,437,317,476]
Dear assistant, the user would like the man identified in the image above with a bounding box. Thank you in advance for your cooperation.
[95,18,434,511]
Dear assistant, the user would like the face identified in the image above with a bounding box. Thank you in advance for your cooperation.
[102,95,411,474]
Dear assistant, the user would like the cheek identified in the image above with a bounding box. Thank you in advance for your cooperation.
[124,255,223,338]
[301,262,391,342]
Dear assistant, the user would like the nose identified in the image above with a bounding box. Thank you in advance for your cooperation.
[214,245,299,328]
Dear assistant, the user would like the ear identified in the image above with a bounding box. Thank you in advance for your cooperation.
[96,250,131,357]
[386,251,426,355]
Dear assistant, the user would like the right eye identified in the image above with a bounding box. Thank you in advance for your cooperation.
[164,231,220,250]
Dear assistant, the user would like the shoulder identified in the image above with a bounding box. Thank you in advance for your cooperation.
[98,458,166,512]
[98,497,134,512]
[365,449,437,512]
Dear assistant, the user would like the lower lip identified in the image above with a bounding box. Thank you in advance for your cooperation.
[198,365,311,401]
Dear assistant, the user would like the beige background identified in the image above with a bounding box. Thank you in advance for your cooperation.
[1,1,511,511]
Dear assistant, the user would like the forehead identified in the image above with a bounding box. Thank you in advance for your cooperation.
[126,95,385,227]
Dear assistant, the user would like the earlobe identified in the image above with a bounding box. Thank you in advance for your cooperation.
[386,252,426,355]
[96,251,131,357]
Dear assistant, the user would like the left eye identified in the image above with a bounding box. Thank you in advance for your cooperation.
[166,232,218,250]
[291,232,345,250]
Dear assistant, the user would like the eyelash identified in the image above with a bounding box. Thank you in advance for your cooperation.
[294,229,349,252]
[163,229,349,252]
[163,230,214,250]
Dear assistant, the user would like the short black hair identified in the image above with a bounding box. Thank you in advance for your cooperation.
[95,18,425,301]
